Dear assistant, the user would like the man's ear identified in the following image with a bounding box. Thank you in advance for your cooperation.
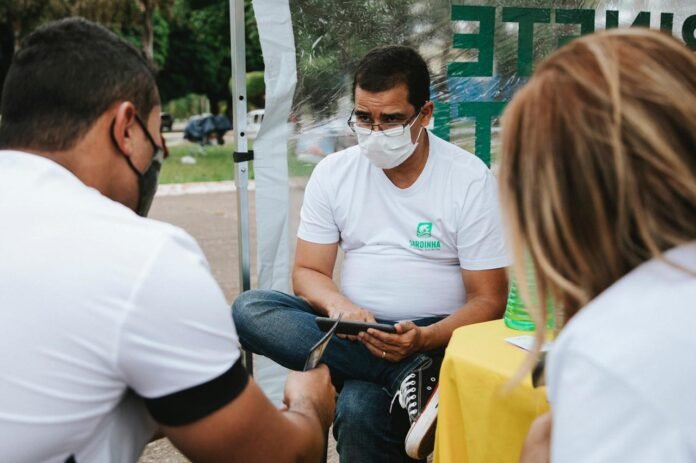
[420,101,434,128]
[111,102,138,158]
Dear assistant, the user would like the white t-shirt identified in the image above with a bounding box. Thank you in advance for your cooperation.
[547,243,696,462]
[298,132,508,321]
[0,151,246,463]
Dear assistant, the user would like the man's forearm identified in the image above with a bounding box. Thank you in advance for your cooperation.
[293,267,360,316]
[421,296,506,350]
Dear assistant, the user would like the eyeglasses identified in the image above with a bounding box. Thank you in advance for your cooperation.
[135,114,169,162]
[347,109,422,137]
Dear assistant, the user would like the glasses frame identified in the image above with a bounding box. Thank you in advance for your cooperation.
[347,108,422,137]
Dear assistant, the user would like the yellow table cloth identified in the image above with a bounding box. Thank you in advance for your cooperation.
[434,320,550,463]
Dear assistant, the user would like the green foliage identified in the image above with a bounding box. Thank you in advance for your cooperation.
[157,0,234,112]
[156,0,262,113]
[290,0,431,117]
[244,0,263,72]
[164,94,210,119]
[245,71,265,108]
[0,0,175,106]
[152,10,171,67]
[0,0,262,115]
[119,8,170,67]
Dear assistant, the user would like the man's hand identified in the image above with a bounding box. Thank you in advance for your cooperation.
[519,412,552,463]
[327,305,376,323]
[327,304,376,341]
[359,320,425,362]
[283,364,336,432]
[162,366,336,463]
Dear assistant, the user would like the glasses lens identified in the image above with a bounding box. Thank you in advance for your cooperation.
[381,125,405,137]
[353,126,372,136]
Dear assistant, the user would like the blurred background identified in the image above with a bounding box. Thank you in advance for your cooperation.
[2,0,693,185]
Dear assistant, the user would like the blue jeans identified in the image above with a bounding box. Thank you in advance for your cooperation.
[232,289,443,463]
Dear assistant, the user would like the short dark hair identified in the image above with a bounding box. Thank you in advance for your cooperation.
[352,45,430,111]
[0,17,158,151]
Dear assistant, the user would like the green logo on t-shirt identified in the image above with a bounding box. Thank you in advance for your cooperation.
[416,222,432,238]
[411,222,440,251]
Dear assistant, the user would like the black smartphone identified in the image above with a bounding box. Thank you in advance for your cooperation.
[315,316,397,336]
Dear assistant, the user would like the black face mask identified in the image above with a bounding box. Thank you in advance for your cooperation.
[110,115,167,217]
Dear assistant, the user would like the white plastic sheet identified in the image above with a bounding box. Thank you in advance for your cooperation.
[287,0,695,167]
[248,0,696,403]
[250,0,295,405]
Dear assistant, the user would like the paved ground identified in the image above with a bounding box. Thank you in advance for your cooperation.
[138,179,342,463]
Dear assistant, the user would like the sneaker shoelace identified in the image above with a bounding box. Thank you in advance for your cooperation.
[389,372,419,421]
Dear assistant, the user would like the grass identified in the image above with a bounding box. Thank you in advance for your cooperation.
[159,142,317,184]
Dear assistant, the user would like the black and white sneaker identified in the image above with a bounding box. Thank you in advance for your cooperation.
[405,386,439,459]
[392,356,442,458]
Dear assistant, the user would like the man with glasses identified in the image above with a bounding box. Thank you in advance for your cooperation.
[0,18,336,462]
[233,46,509,461]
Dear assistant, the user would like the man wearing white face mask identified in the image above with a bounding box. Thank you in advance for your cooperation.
[354,107,426,169]
[233,46,509,462]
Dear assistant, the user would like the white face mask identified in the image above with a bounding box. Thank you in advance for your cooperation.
[356,114,425,169]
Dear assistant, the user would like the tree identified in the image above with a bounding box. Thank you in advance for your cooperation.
[243,0,263,73]
[0,0,64,52]
[60,0,174,61]
[0,0,176,108]
[0,0,70,95]
[0,0,263,113]
[156,0,262,115]
[0,0,169,54]
[245,70,265,108]
[157,0,230,111]
[135,0,174,60]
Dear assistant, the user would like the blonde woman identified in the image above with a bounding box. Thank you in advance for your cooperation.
[499,29,696,462]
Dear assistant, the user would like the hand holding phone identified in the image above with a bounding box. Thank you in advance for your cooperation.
[326,306,377,341]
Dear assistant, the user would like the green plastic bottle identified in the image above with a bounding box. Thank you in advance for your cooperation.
[504,280,536,331]
[504,275,555,331]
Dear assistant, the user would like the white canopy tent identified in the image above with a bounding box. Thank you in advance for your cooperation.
[228,0,696,403]
[229,0,295,403]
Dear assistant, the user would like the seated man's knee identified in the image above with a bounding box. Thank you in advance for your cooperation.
[231,290,272,331]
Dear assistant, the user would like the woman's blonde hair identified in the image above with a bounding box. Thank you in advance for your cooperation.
[500,28,696,366]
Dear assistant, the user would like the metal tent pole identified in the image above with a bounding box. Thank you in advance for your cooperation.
[229,0,253,373]
[228,5,329,461]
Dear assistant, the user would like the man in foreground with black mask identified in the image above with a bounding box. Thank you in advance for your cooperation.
[0,18,335,463]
